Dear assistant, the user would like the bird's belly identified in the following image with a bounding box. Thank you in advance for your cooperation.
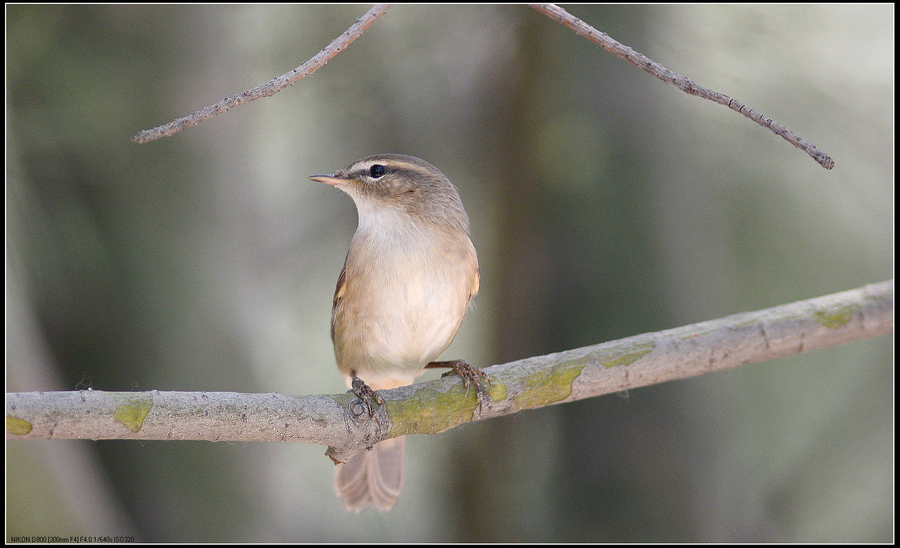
[333,266,470,385]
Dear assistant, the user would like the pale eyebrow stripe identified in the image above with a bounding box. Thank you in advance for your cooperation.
[352,159,437,178]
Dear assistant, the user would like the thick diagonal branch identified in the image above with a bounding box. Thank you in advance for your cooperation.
[7,281,891,463]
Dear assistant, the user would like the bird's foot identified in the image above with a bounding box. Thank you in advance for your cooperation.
[426,359,492,408]
[349,376,384,418]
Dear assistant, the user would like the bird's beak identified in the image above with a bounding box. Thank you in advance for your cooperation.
[309,174,349,186]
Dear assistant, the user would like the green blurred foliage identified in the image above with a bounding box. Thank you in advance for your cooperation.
[7,4,892,542]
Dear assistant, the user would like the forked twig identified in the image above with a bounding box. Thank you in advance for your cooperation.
[132,4,391,143]
[530,4,834,170]
[134,3,834,171]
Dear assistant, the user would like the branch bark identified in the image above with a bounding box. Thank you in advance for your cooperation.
[7,281,892,463]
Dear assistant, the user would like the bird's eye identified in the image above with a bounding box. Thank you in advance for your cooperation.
[369,164,386,178]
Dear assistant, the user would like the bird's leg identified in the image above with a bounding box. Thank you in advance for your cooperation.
[425,360,492,402]
[349,376,384,418]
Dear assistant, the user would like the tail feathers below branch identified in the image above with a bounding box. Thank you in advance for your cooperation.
[334,436,405,512]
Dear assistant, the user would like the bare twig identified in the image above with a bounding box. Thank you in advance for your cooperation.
[131,4,391,143]
[134,4,835,171]
[7,281,891,463]
[530,3,835,170]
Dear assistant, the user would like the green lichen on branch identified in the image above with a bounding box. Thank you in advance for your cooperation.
[6,416,33,435]
[113,394,153,433]
[813,304,856,329]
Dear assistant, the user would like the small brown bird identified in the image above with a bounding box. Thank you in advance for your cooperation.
[310,154,487,512]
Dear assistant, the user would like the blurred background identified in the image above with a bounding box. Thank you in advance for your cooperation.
[6,4,892,542]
